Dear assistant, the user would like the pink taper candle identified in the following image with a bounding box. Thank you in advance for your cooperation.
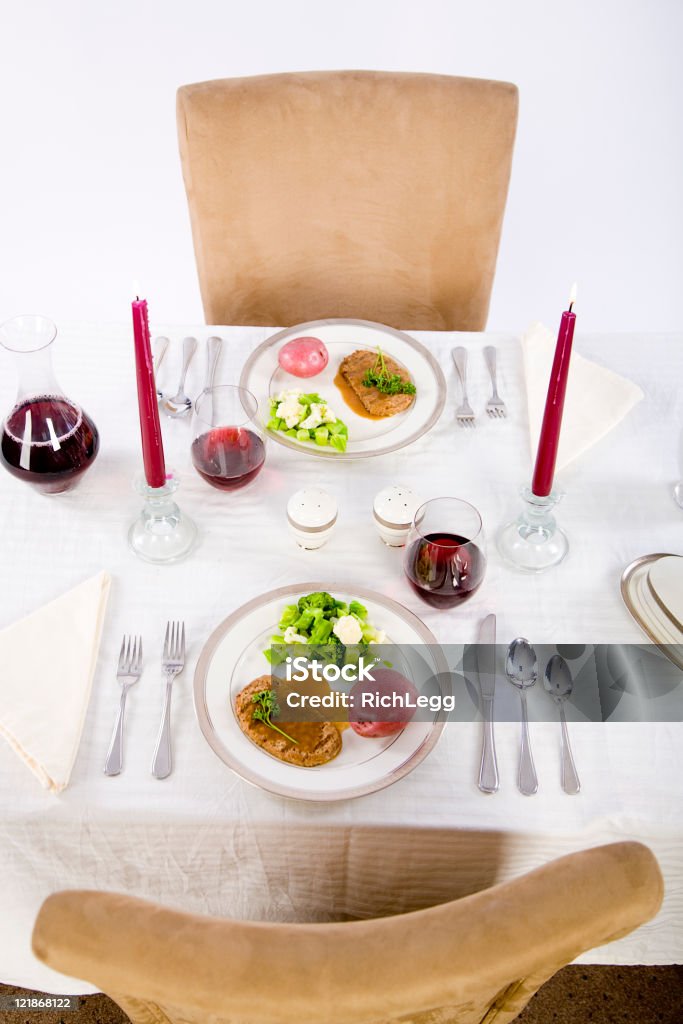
[132,294,166,488]
[531,285,577,497]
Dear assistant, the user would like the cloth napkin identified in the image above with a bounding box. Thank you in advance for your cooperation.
[0,571,111,792]
[521,321,644,471]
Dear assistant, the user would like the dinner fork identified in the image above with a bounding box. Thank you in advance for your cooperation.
[451,347,475,427]
[483,346,507,418]
[104,635,143,776]
[151,621,186,780]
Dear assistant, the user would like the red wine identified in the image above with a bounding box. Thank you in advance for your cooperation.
[1,395,99,494]
[405,531,486,608]
[191,427,265,490]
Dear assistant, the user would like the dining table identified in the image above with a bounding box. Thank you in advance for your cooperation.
[0,322,682,994]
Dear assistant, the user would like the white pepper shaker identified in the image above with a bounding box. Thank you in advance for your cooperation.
[287,488,337,550]
[373,485,422,547]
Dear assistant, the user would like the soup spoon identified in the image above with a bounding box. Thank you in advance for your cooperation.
[505,638,538,795]
[544,655,581,794]
[161,336,197,418]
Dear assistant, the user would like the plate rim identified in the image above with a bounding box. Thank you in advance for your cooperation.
[193,581,449,801]
[646,555,683,633]
[238,318,447,460]
[620,553,683,669]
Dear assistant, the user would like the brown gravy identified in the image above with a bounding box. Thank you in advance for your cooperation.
[333,368,389,420]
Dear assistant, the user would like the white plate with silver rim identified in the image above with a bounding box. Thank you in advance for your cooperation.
[239,319,446,460]
[193,583,449,801]
[620,554,683,669]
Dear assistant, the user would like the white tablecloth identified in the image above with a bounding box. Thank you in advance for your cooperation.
[0,323,682,993]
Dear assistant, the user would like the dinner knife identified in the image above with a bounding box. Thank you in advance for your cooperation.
[477,613,499,793]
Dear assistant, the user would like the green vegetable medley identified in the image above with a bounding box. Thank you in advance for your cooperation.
[264,591,385,664]
[268,390,348,453]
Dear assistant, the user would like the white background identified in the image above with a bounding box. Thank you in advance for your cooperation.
[1,0,681,332]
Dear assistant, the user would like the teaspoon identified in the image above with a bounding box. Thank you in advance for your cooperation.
[544,655,581,794]
[161,336,197,418]
[505,637,539,795]
[153,336,169,399]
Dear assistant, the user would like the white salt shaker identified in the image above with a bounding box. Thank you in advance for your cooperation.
[373,485,422,547]
[287,488,337,549]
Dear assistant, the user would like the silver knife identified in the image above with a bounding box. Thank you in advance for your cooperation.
[476,614,499,793]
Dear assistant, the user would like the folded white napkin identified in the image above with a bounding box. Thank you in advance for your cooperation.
[0,571,111,792]
[522,322,644,471]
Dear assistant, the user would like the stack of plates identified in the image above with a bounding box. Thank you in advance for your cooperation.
[621,554,683,668]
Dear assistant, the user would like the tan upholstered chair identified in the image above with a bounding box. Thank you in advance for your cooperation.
[32,841,662,1024]
[176,70,518,330]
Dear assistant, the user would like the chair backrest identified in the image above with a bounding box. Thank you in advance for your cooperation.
[32,841,662,1024]
[176,70,518,330]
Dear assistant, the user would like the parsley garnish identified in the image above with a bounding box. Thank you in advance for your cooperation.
[362,347,417,396]
[252,689,299,745]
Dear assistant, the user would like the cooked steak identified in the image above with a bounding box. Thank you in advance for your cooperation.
[339,349,416,417]
[234,676,342,767]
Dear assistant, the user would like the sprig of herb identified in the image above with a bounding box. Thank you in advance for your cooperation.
[252,689,299,744]
[362,348,417,396]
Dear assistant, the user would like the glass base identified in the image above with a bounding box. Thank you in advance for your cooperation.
[497,486,568,573]
[127,470,198,564]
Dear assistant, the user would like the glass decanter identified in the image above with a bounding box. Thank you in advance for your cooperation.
[0,315,100,494]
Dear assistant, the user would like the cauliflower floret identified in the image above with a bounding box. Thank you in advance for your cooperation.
[276,396,306,429]
[283,625,309,644]
[299,405,323,430]
[320,404,338,424]
[332,615,363,645]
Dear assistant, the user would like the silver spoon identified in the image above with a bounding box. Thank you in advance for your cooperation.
[544,655,581,795]
[153,336,169,399]
[505,637,539,795]
[204,335,222,392]
[161,336,197,418]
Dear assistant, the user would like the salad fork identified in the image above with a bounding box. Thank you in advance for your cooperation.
[104,635,143,776]
[151,621,186,780]
[451,347,475,428]
[483,346,507,418]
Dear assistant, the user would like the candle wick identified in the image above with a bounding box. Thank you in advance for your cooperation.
[568,301,574,314]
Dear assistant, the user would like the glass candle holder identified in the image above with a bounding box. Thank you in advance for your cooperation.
[128,470,198,564]
[0,315,100,494]
[497,485,568,573]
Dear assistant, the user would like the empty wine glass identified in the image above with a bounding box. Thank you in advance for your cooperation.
[403,497,487,608]
[0,316,99,494]
[191,385,266,491]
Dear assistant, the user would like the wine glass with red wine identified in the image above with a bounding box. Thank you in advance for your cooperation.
[0,316,99,495]
[191,385,266,491]
[404,497,486,608]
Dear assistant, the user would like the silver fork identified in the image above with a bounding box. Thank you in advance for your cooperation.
[151,621,186,780]
[483,346,507,418]
[451,347,475,427]
[104,635,143,776]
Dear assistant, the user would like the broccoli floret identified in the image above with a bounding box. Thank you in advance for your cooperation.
[309,618,333,644]
[349,600,367,619]
[278,605,299,629]
[298,591,335,613]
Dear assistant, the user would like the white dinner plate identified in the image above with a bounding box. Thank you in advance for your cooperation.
[193,583,449,801]
[239,319,446,459]
[647,555,683,632]
[620,554,683,669]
